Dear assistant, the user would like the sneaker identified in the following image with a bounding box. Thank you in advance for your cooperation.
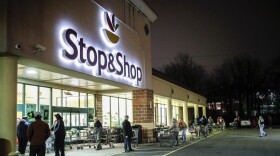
[265,134,267,137]
[125,150,129,152]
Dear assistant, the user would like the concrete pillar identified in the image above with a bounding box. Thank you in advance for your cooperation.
[202,106,207,117]
[183,102,189,126]
[0,55,18,156]
[167,99,172,126]
[194,104,199,118]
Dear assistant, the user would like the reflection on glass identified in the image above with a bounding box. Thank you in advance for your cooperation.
[80,93,87,108]
[158,104,167,126]
[80,113,87,126]
[25,85,38,115]
[62,112,70,127]
[71,113,79,126]
[119,98,126,124]
[52,89,62,107]
[17,83,24,119]
[127,100,133,123]
[172,106,179,120]
[111,97,119,126]
[63,90,79,108]
[88,94,94,108]
[102,96,110,127]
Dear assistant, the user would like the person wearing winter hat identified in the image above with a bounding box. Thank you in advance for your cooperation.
[27,111,50,156]
[169,118,180,147]
[51,114,66,156]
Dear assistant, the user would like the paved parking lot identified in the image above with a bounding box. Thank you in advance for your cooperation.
[36,128,280,156]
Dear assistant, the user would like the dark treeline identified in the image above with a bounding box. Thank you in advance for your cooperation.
[161,53,280,124]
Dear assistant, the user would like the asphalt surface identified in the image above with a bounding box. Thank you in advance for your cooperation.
[114,128,280,156]
[42,128,280,156]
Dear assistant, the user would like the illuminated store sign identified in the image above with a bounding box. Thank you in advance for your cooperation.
[61,11,143,86]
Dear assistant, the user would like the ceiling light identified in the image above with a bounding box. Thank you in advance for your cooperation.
[26,70,37,74]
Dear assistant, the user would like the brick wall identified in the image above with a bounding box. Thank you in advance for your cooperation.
[133,89,154,141]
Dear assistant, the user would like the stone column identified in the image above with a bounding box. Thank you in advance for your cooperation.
[183,102,189,125]
[202,106,207,117]
[167,99,172,126]
[133,89,154,142]
[0,55,18,156]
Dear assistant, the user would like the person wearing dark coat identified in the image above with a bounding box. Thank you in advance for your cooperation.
[51,114,66,156]
[94,117,102,150]
[122,115,134,152]
[17,116,29,155]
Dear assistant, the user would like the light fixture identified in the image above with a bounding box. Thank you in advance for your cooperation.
[26,70,37,74]
[33,44,47,53]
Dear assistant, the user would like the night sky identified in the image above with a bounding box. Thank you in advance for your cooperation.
[145,0,280,71]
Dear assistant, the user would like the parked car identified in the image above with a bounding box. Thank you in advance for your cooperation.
[240,117,251,127]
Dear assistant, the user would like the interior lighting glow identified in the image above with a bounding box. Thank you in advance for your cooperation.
[26,70,37,74]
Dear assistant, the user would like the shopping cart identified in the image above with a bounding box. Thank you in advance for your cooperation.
[158,129,173,147]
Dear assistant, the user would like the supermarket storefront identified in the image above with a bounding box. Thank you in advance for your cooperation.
[0,0,206,155]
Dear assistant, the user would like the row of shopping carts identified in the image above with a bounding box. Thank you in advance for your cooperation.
[63,127,121,150]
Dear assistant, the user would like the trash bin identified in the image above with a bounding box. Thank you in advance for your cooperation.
[132,125,142,144]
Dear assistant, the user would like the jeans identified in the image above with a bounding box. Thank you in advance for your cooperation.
[29,145,46,156]
[182,128,187,142]
[172,131,179,146]
[259,124,266,136]
[124,137,132,151]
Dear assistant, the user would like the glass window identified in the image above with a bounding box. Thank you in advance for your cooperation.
[39,87,50,122]
[80,93,87,108]
[80,113,87,126]
[88,94,95,123]
[119,98,126,124]
[71,113,79,126]
[173,106,179,120]
[158,104,167,126]
[63,90,79,108]
[88,94,94,108]
[25,85,38,115]
[127,99,133,123]
[102,96,110,127]
[52,89,62,107]
[111,97,119,127]
[62,112,71,127]
[17,83,24,119]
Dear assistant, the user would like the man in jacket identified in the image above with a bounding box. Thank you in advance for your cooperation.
[122,115,133,152]
[94,117,102,150]
[51,114,66,156]
[258,116,267,137]
[17,116,29,156]
[169,118,179,147]
[27,111,51,156]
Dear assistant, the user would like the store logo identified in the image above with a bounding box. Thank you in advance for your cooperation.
[102,12,119,44]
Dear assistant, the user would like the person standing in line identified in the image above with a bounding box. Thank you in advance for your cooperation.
[169,118,180,147]
[179,119,188,143]
[93,117,102,150]
[27,111,50,156]
[258,116,267,137]
[17,116,29,156]
[51,114,66,156]
[122,115,134,152]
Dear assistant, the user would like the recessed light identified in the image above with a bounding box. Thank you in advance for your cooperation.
[26,70,37,74]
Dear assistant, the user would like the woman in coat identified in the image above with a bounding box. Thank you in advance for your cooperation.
[51,114,66,156]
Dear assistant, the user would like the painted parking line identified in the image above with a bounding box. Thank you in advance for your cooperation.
[162,131,223,156]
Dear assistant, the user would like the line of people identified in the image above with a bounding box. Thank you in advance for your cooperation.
[17,112,66,156]
[17,113,135,156]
